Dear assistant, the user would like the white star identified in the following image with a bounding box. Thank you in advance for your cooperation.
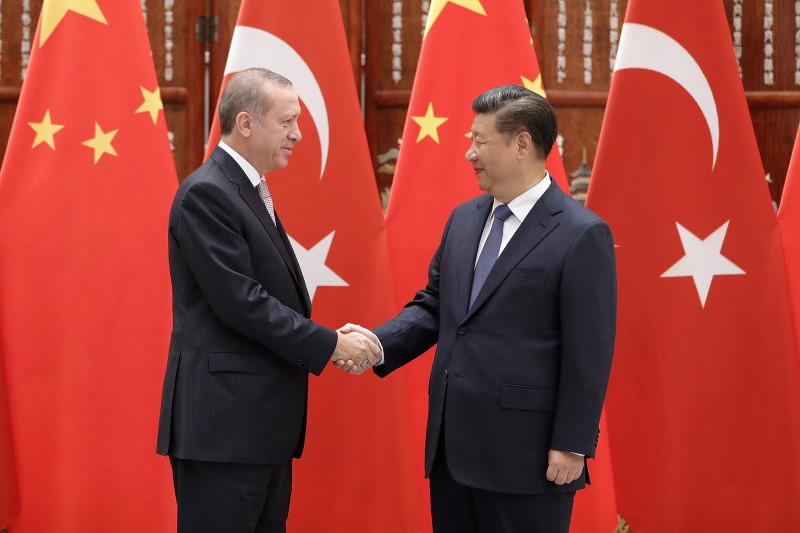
[288,232,348,301]
[661,221,745,308]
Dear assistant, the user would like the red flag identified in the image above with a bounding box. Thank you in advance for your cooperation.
[385,2,615,531]
[205,1,426,531]
[0,358,18,528]
[0,1,176,530]
[778,127,800,366]
[587,1,800,530]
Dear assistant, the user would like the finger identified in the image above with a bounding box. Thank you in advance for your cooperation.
[333,359,345,368]
[338,323,355,333]
[365,339,381,359]
[554,469,567,485]
[546,465,557,482]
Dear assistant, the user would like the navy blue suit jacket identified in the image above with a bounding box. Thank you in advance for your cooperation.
[374,181,616,495]
[157,147,337,464]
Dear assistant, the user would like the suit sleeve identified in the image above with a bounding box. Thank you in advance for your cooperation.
[372,212,455,376]
[551,220,617,456]
[176,179,337,375]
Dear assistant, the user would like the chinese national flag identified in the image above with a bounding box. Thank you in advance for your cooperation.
[587,1,800,531]
[205,1,426,531]
[385,1,614,531]
[0,360,18,528]
[0,1,176,531]
[778,127,800,365]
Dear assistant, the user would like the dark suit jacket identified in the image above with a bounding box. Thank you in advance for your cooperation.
[374,180,616,495]
[157,147,337,464]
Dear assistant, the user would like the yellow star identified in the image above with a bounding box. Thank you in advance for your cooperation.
[135,86,164,125]
[522,74,547,98]
[28,109,64,150]
[40,0,107,47]
[81,123,118,164]
[424,0,486,38]
[412,103,448,144]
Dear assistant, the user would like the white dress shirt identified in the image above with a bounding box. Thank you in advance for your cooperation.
[218,141,262,188]
[475,172,552,266]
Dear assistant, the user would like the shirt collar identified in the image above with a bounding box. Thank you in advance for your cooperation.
[218,140,262,188]
[491,171,551,223]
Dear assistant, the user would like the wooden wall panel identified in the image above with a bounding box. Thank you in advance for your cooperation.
[1,1,799,204]
[0,0,43,161]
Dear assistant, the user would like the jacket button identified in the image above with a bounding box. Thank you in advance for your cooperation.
[444,369,448,378]
[457,326,466,335]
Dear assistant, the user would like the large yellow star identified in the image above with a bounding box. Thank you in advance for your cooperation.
[412,103,448,144]
[522,74,547,98]
[424,0,486,37]
[40,0,107,47]
[135,86,164,125]
[82,123,118,164]
[28,109,64,150]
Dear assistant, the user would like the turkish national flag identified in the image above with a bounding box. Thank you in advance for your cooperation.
[0,0,176,531]
[587,1,800,530]
[385,1,615,531]
[206,1,426,531]
[778,127,800,365]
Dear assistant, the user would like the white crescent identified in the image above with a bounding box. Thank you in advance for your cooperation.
[615,23,719,170]
[225,25,329,179]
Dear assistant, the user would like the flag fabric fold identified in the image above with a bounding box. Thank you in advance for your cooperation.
[384,1,615,531]
[0,358,18,529]
[0,0,177,530]
[206,1,425,531]
[587,1,800,530]
[779,127,800,373]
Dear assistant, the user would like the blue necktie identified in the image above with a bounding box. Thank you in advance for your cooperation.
[470,204,512,307]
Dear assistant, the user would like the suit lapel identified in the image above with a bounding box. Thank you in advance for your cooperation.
[275,213,313,315]
[465,182,564,320]
[455,195,494,316]
[211,148,309,312]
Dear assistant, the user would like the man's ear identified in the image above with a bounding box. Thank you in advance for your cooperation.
[235,111,253,138]
[516,131,533,159]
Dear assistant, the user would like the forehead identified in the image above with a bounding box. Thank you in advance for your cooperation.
[471,113,498,136]
[265,85,300,117]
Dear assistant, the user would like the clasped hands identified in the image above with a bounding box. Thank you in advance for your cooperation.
[330,324,380,375]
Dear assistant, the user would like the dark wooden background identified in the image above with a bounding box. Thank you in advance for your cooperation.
[1,1,798,207]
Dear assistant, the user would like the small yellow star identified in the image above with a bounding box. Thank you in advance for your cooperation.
[40,0,107,47]
[522,74,546,98]
[412,103,448,144]
[28,109,64,150]
[135,86,164,125]
[424,0,486,38]
[82,123,118,164]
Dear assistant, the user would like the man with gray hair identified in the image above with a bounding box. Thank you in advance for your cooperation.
[341,84,616,532]
[157,68,379,532]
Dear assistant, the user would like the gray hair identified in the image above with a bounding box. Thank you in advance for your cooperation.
[218,68,293,135]
[471,84,558,160]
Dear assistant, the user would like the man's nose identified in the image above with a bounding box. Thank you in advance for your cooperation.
[465,147,476,161]
[290,124,302,142]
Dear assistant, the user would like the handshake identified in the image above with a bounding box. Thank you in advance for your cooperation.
[330,323,380,375]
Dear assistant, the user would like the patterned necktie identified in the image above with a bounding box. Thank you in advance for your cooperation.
[470,204,512,307]
[256,178,276,224]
